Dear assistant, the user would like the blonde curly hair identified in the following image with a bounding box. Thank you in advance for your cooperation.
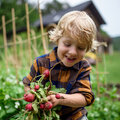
[49,11,99,52]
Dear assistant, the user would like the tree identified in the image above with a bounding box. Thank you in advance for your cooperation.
[0,0,39,34]
[42,0,70,15]
[0,0,70,35]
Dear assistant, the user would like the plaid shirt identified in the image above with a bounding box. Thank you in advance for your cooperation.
[23,47,94,120]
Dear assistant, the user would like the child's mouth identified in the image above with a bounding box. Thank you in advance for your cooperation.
[66,57,76,63]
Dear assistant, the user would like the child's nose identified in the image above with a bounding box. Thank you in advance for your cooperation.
[69,46,77,56]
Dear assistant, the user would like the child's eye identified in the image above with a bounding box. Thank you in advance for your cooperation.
[78,46,85,50]
[64,43,71,47]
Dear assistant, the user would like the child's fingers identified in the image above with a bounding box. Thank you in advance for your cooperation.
[47,95,55,101]
[47,95,51,101]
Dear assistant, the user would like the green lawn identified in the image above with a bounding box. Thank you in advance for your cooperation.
[97,51,120,84]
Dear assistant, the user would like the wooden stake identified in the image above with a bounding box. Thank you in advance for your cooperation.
[2,16,8,72]
[17,36,23,63]
[31,29,37,50]
[31,44,39,57]
[12,8,19,83]
[12,8,17,61]
[38,0,48,54]
[25,3,32,65]
[95,50,100,96]
[103,53,107,86]
[31,29,39,57]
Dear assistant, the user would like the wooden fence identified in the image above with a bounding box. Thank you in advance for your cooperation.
[0,2,48,83]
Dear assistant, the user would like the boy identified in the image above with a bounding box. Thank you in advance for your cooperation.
[23,11,98,120]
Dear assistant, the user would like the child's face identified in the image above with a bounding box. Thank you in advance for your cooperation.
[57,35,86,67]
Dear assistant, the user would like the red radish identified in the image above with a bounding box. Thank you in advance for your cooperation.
[44,101,53,110]
[24,94,27,98]
[43,70,49,78]
[25,103,33,111]
[40,103,45,109]
[34,85,39,90]
[24,93,35,102]
[55,94,61,99]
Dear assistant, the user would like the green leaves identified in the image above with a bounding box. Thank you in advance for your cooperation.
[87,96,120,120]
[52,111,60,120]
[0,89,5,100]
[17,74,65,120]
[38,88,46,98]
[30,82,35,89]
[32,103,38,114]
[50,84,66,93]
[26,113,33,120]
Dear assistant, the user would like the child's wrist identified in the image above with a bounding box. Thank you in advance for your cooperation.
[57,93,65,105]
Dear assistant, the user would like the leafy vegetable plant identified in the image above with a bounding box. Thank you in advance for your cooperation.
[12,70,66,120]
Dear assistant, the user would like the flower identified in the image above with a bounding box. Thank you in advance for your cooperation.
[5,106,9,109]
[95,97,100,102]
[6,77,13,83]
[4,94,10,100]
[19,81,23,86]
[104,108,108,112]
[0,106,1,110]
[15,102,20,108]
[89,113,94,117]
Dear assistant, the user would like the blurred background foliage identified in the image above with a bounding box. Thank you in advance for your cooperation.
[0,0,69,33]
[0,0,38,33]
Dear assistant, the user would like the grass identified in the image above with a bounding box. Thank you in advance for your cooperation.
[97,51,120,84]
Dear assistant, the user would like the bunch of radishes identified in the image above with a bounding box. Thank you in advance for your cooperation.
[22,69,65,120]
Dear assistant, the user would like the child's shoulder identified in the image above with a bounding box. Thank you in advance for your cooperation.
[33,53,50,67]
[80,58,91,68]
[36,53,49,59]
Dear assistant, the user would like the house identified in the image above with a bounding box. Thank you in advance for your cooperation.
[34,0,105,28]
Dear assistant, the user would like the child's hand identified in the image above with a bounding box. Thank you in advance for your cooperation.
[24,85,31,93]
[47,94,60,107]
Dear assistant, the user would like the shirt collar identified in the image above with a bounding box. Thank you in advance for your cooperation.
[48,47,80,70]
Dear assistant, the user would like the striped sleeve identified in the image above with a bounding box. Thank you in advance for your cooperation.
[70,60,94,106]
[23,59,38,85]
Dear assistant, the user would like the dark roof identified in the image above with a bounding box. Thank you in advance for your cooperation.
[33,0,106,27]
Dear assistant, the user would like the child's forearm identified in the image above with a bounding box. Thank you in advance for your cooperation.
[58,93,87,108]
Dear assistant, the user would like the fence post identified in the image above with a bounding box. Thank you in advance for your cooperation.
[38,0,48,54]
[31,29,39,57]
[95,51,100,96]
[25,3,32,66]
[12,8,19,83]
[2,16,8,72]
[31,29,37,50]
[17,36,23,62]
